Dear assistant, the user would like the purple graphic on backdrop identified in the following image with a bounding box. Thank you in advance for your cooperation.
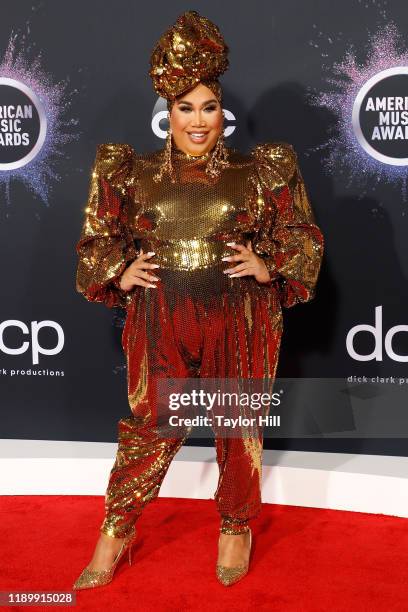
[0,31,79,206]
[307,21,408,202]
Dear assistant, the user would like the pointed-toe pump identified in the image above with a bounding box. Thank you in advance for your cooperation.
[216,528,252,587]
[73,525,136,591]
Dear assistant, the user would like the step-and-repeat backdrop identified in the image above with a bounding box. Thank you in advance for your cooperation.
[1,1,407,455]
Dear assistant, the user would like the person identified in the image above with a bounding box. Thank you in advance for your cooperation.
[73,10,324,590]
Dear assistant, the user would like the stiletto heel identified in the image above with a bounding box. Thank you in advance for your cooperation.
[216,528,252,586]
[73,525,137,590]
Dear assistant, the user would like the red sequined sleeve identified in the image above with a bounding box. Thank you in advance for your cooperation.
[75,143,138,309]
[250,142,324,308]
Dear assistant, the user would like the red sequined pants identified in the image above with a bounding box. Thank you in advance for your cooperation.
[100,274,283,538]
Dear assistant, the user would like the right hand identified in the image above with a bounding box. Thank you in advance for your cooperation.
[118,249,160,290]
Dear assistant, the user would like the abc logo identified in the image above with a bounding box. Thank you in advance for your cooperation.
[0,320,64,365]
[151,97,236,139]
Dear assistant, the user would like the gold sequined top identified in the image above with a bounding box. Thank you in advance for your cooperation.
[76,142,324,310]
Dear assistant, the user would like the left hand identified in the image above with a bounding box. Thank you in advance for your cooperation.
[222,240,271,284]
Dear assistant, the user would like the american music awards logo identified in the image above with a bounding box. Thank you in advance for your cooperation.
[352,67,408,166]
[0,77,47,169]
[0,32,78,205]
[308,22,408,200]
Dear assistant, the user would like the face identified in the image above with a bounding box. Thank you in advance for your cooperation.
[169,83,223,156]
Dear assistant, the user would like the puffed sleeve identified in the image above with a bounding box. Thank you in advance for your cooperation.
[75,143,139,309]
[249,142,324,308]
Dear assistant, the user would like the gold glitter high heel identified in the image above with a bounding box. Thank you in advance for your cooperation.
[72,525,136,590]
[216,528,252,586]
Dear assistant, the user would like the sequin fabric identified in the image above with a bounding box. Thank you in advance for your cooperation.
[149,10,229,101]
[216,528,252,586]
[76,141,324,538]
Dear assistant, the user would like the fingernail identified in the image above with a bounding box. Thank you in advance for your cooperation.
[229,274,237,277]
[152,277,160,281]
[226,242,236,246]
[149,284,157,288]
[147,251,155,256]
[152,264,160,268]
[221,257,230,261]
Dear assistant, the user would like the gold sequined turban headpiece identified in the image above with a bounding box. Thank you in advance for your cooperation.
[149,10,229,108]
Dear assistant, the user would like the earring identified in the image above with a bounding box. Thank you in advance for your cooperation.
[205,110,230,180]
[153,112,176,183]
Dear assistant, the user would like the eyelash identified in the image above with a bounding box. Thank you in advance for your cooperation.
[179,106,217,113]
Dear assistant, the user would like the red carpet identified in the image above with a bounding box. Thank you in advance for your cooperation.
[1,496,408,611]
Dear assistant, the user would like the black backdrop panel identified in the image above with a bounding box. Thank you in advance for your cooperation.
[0,1,407,454]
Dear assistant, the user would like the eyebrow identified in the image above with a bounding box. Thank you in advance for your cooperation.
[176,98,218,106]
